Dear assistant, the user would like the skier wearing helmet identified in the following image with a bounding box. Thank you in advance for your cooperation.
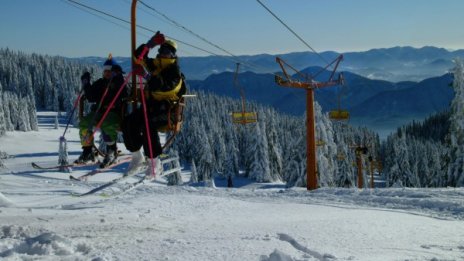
[76,56,129,168]
[122,32,186,176]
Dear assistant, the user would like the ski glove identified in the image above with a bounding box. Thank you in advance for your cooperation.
[81,72,91,86]
[146,31,165,49]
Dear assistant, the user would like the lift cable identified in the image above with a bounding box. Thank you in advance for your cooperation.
[255,0,332,67]
[63,0,133,34]
[137,0,273,74]
[65,0,286,77]
[139,0,237,58]
[65,0,230,58]
[62,0,334,125]
[64,0,332,103]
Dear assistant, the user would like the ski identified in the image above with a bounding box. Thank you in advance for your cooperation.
[74,171,140,197]
[69,156,132,182]
[107,174,154,197]
[100,166,181,198]
[31,161,98,170]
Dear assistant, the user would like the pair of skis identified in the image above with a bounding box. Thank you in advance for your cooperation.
[97,168,176,198]
[32,156,156,197]
[73,158,165,197]
[76,169,153,197]
[30,150,126,170]
[74,156,177,197]
[31,161,98,170]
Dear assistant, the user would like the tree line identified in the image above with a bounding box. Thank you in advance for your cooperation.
[381,60,464,187]
[1,49,386,188]
[172,90,380,187]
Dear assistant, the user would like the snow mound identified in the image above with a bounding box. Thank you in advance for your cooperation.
[0,225,92,259]
[0,192,13,207]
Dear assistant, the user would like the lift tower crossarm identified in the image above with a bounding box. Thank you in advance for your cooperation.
[275,55,344,90]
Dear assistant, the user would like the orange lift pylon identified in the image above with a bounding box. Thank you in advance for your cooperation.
[131,0,139,109]
[275,55,344,190]
[231,63,258,125]
[353,145,368,189]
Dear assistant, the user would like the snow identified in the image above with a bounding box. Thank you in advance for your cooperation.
[0,112,464,260]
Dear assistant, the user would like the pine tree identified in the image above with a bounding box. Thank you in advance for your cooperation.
[0,83,5,135]
[190,159,198,183]
[247,121,272,182]
[282,124,307,187]
[315,103,337,186]
[334,132,354,187]
[223,128,240,179]
[447,59,464,187]
[265,109,283,182]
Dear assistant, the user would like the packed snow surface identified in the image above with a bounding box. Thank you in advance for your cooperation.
[0,112,463,260]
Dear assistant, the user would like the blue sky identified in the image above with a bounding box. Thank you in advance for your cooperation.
[1,0,464,58]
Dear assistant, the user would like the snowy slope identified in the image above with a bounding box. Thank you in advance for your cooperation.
[0,112,464,261]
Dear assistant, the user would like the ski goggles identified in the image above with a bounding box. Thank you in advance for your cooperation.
[158,45,175,57]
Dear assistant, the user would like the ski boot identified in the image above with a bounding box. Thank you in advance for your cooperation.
[145,157,162,177]
[100,143,118,168]
[74,146,95,164]
[123,150,145,177]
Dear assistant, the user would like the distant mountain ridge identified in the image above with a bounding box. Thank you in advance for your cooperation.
[69,46,458,137]
[70,46,463,82]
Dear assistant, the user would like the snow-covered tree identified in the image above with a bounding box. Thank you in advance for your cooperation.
[247,121,271,182]
[447,59,464,187]
[172,89,380,188]
[223,128,240,179]
[315,103,337,186]
[189,159,198,183]
[264,108,283,182]
[0,83,5,135]
[382,111,450,187]
[0,48,99,135]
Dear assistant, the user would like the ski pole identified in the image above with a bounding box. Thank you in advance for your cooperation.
[62,89,84,138]
[82,77,113,145]
[135,45,156,177]
[89,72,133,141]
[138,74,156,177]
[86,44,151,145]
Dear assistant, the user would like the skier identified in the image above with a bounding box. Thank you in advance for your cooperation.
[75,56,130,168]
[122,32,186,176]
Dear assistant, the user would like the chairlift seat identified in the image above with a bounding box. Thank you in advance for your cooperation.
[329,109,350,121]
[232,111,258,124]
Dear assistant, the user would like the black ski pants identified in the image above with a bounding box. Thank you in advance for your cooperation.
[122,108,163,159]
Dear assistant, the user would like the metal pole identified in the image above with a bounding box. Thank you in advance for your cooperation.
[131,0,138,110]
[307,89,317,190]
[370,160,374,188]
[356,151,363,188]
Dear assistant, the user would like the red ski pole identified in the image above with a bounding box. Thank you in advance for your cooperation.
[89,72,133,140]
[87,44,151,144]
[62,89,84,138]
[138,74,156,177]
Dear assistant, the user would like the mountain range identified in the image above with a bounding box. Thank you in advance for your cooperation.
[70,46,459,138]
[72,46,463,82]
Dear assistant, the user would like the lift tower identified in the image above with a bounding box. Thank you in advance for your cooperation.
[275,55,344,190]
